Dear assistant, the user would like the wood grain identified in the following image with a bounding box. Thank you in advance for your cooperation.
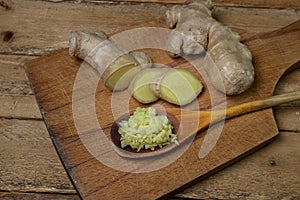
[26,19,300,199]
[0,1,299,55]
[85,0,187,3]
[274,107,300,132]
[273,60,300,132]
[212,0,300,9]
[0,55,41,119]
[174,132,300,200]
[0,191,79,200]
[0,55,36,95]
[82,0,300,9]
[0,95,41,119]
[1,1,300,199]
[0,118,75,194]
[275,68,300,95]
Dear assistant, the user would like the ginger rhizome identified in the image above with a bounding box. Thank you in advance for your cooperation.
[69,31,152,91]
[165,1,255,95]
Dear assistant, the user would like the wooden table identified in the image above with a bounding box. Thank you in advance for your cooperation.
[1,1,299,199]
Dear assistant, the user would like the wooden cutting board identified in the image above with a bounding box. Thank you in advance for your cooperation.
[26,20,300,199]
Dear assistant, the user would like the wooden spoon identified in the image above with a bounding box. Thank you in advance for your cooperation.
[110,91,300,159]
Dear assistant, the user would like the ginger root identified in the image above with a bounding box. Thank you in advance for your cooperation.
[69,31,152,91]
[165,1,255,95]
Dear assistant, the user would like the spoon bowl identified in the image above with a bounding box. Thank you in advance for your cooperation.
[110,91,300,159]
[110,111,180,154]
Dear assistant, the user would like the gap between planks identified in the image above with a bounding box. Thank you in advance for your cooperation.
[0,191,80,200]
[33,0,300,9]
[0,1,299,56]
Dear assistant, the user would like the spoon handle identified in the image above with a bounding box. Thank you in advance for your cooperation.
[225,91,300,119]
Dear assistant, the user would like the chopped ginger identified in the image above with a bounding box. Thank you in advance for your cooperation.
[118,107,178,152]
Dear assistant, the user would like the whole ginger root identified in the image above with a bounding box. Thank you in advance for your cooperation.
[165,0,255,95]
[69,31,152,91]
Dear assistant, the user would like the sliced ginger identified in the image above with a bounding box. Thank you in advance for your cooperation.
[129,68,169,104]
[68,31,203,105]
[158,68,203,106]
[105,64,142,91]
[130,68,203,106]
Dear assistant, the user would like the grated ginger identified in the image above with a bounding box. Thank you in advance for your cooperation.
[118,107,178,152]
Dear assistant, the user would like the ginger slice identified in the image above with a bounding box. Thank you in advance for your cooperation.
[157,68,203,106]
[129,68,170,104]
[106,63,142,91]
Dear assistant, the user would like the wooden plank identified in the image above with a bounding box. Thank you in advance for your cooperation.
[0,1,299,55]
[274,107,300,132]
[0,118,76,194]
[275,68,300,95]
[0,95,41,119]
[213,0,300,9]
[0,55,41,119]
[274,68,300,132]
[78,0,300,9]
[0,55,35,95]
[0,191,80,200]
[212,7,300,32]
[85,0,187,3]
[174,132,300,200]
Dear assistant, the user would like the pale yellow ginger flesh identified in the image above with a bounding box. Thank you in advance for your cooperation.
[158,68,203,106]
[130,67,203,106]
[129,68,170,104]
[105,64,141,91]
[69,31,152,91]
[118,107,177,152]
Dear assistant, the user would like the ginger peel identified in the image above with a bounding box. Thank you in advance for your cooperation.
[166,1,255,95]
[69,31,152,91]
[165,1,213,57]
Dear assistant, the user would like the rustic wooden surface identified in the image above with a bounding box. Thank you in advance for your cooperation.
[25,20,300,199]
[0,0,299,199]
